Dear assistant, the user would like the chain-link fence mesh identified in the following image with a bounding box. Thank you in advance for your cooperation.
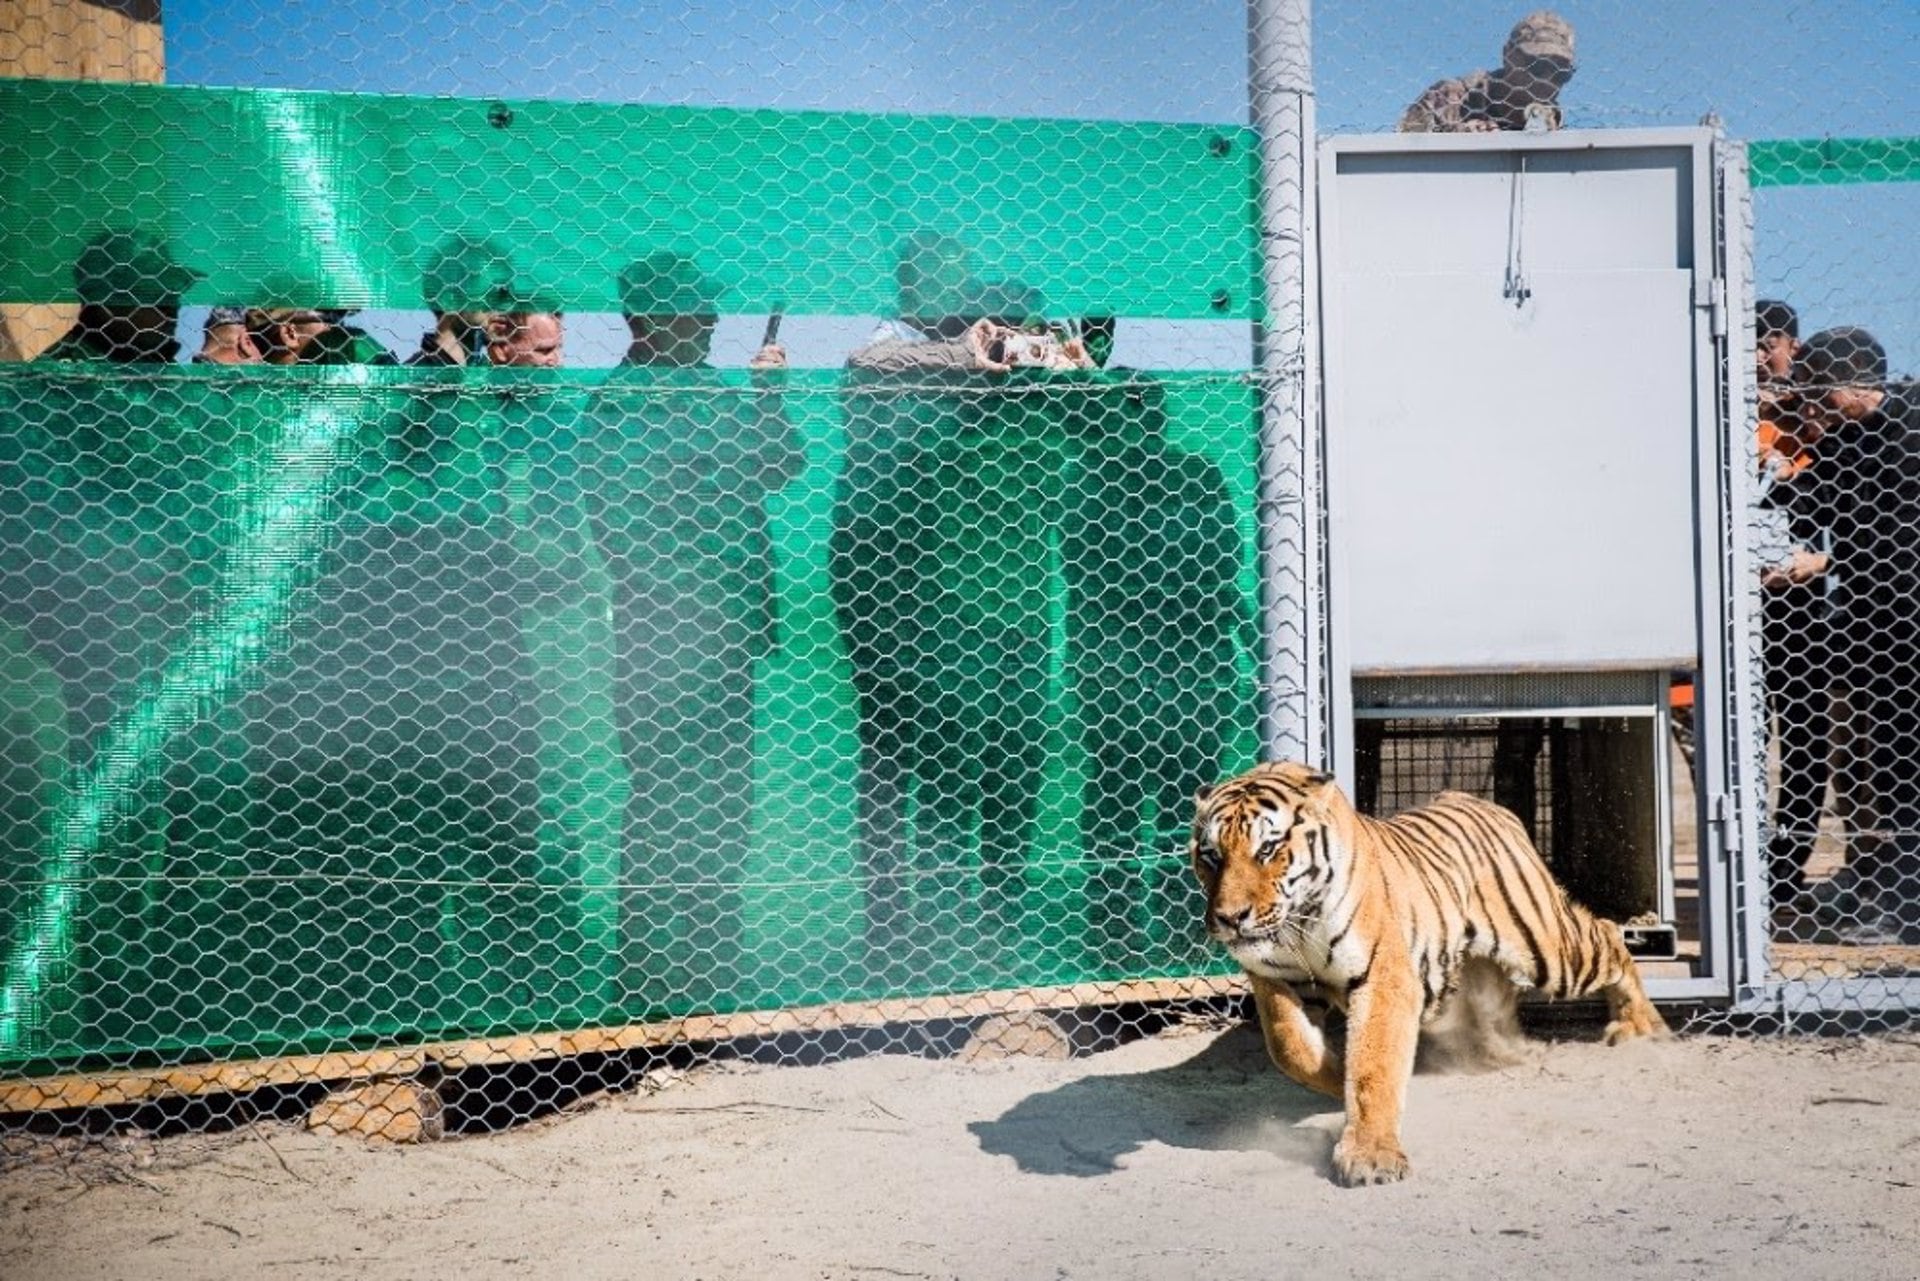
[0,1,1913,1137]
[1,4,1277,1136]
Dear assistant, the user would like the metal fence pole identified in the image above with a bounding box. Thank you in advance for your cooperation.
[1247,0,1321,765]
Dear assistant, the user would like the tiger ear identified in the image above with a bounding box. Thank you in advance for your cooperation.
[1193,782,1216,804]
[1274,760,1336,810]
[1289,763,1340,814]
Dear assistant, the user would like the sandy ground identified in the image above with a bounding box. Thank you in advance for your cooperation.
[3,1023,1918,1281]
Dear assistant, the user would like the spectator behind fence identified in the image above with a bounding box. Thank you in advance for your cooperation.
[1789,327,1920,943]
[486,308,564,368]
[1751,300,1834,910]
[38,230,202,364]
[306,310,397,365]
[248,306,396,366]
[1400,10,1576,134]
[580,251,802,1008]
[410,235,515,368]
[1758,298,1803,426]
[248,277,631,1030]
[619,251,786,371]
[835,232,983,959]
[847,244,1092,379]
[1076,314,1117,371]
[839,252,1089,972]
[1064,346,1253,964]
[191,307,263,365]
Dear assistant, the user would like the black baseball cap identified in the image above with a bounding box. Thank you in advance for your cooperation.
[1794,325,1887,391]
[1755,299,1798,341]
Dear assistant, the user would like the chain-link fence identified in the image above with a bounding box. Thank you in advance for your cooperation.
[0,1,1914,1136]
[1,3,1281,1136]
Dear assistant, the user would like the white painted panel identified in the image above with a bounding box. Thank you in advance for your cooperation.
[1326,142,1704,672]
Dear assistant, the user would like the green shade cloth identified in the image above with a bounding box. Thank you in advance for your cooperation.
[0,366,1256,1074]
[1749,137,1919,188]
[0,78,1279,1079]
[0,79,1261,319]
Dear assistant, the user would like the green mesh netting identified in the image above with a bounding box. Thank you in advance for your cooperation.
[0,79,1276,1073]
[1748,137,1920,188]
[0,358,1260,1071]
[1,79,1262,319]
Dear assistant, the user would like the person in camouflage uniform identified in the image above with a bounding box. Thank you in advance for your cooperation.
[1400,11,1576,134]
[583,252,800,1010]
[1355,7,1580,832]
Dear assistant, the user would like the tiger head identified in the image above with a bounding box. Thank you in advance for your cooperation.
[1190,762,1346,960]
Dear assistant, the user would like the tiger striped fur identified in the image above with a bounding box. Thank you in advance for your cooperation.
[1190,761,1666,1187]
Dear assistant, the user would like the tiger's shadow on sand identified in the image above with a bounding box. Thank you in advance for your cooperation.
[968,1024,1339,1177]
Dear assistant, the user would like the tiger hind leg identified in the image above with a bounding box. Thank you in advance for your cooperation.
[1417,957,1538,1073]
[1600,953,1666,1045]
[1561,912,1667,1044]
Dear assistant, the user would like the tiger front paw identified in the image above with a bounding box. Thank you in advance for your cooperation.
[1332,1130,1411,1187]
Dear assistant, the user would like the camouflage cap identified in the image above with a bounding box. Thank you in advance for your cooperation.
[1503,10,1575,67]
[895,231,976,320]
[205,306,250,329]
[421,234,516,313]
[1794,326,1888,391]
[619,251,726,315]
[73,230,204,306]
[968,279,1049,325]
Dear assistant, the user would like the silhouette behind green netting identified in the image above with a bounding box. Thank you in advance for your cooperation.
[1064,370,1254,966]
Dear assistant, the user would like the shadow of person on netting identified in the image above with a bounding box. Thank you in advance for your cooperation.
[967,1023,1337,1178]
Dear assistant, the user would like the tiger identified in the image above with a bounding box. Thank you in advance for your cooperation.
[1190,760,1666,1187]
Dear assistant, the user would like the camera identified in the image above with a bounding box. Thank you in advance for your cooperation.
[988,329,1066,368]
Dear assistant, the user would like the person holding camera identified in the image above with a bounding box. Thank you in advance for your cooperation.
[838,239,1088,974]
[1749,300,1834,913]
[849,237,1091,377]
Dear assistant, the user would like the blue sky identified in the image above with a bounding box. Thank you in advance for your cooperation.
[159,0,1915,368]
[163,0,1916,134]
